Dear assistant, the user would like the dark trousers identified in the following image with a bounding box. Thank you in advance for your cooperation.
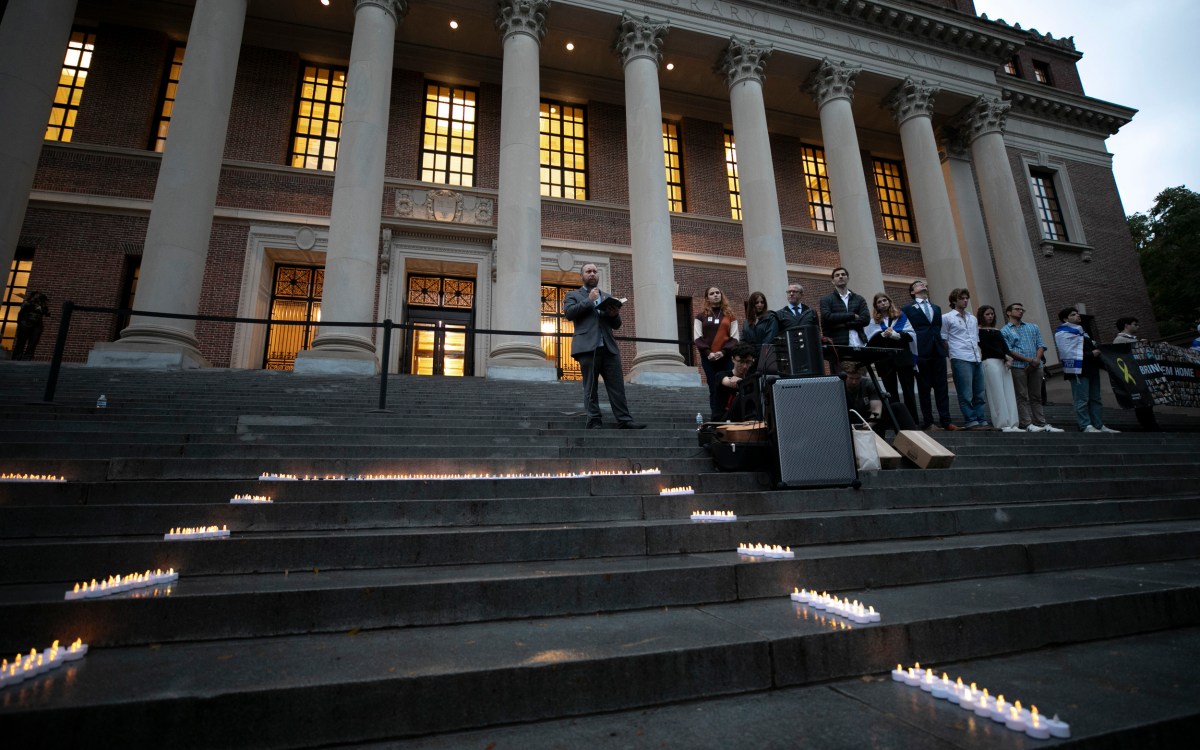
[915,355,951,427]
[13,323,43,360]
[877,362,919,425]
[576,348,633,424]
[699,355,724,418]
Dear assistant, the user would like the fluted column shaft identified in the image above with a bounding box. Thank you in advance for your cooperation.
[719,37,787,299]
[806,59,883,295]
[0,0,78,287]
[941,143,1001,307]
[960,96,1057,364]
[617,14,689,380]
[93,0,246,368]
[885,78,966,299]
[486,0,556,380]
[300,0,405,374]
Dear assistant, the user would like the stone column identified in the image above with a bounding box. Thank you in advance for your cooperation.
[940,138,1001,308]
[804,59,884,295]
[295,0,406,375]
[956,95,1056,364]
[617,13,695,386]
[485,0,556,382]
[883,78,967,300]
[89,0,246,368]
[0,0,78,292]
[717,37,787,299]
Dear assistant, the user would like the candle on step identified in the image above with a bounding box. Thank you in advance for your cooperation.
[891,664,906,682]
[1042,714,1071,738]
[1025,707,1051,739]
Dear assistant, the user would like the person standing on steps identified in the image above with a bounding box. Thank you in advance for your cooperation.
[1001,302,1063,433]
[564,263,645,430]
[977,305,1022,432]
[1055,307,1118,434]
[901,279,956,431]
[741,291,778,373]
[694,286,739,421]
[818,267,869,347]
[1113,316,1159,431]
[941,288,989,430]
[13,291,50,360]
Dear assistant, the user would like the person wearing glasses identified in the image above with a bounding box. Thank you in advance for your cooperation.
[1000,302,1063,432]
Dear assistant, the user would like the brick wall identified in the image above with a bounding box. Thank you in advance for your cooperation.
[71,23,168,149]
[386,69,423,181]
[224,46,299,164]
[681,117,730,219]
[194,222,250,367]
[587,100,629,205]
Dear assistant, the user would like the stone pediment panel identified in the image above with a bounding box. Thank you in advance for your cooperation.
[390,187,495,227]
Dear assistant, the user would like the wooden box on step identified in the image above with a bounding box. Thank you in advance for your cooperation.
[893,430,955,469]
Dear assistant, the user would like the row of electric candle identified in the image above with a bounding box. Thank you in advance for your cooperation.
[890,663,1070,739]
[258,468,663,482]
[0,473,65,482]
[230,494,272,504]
[691,510,736,522]
[164,525,229,540]
[0,640,87,688]
[64,569,178,600]
[660,486,694,496]
[790,589,880,623]
[736,543,794,558]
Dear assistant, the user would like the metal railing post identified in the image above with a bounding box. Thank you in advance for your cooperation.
[377,318,393,411]
[42,301,74,403]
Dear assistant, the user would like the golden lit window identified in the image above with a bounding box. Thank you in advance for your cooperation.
[46,31,96,142]
[290,65,347,171]
[1032,61,1051,84]
[872,159,915,243]
[539,101,587,200]
[420,82,477,186]
[407,276,475,309]
[1003,57,1020,77]
[801,145,835,232]
[663,121,685,212]
[152,44,185,152]
[1,250,34,353]
[724,131,741,221]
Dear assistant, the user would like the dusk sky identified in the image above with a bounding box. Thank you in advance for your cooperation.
[973,0,1197,217]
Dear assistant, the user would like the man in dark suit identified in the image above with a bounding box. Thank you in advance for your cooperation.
[775,282,817,332]
[818,267,870,347]
[563,263,646,430]
[901,278,955,430]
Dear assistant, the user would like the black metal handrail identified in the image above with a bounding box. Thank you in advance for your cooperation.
[42,301,687,409]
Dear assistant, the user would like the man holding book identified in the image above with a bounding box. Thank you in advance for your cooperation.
[564,263,646,429]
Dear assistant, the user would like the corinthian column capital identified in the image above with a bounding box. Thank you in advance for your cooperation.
[615,12,669,67]
[496,0,550,44]
[884,77,939,126]
[354,0,407,24]
[804,58,860,108]
[953,95,1011,143]
[717,36,772,88]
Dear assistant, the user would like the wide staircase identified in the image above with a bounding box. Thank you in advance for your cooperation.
[1,362,1199,748]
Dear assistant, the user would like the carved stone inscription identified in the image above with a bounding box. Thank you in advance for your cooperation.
[392,188,495,226]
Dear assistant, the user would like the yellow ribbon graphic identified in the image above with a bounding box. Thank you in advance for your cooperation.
[1116,357,1137,384]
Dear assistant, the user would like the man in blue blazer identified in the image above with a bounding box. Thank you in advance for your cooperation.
[901,279,955,430]
[564,263,645,430]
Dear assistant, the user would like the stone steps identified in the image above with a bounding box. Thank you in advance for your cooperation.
[1,559,1196,747]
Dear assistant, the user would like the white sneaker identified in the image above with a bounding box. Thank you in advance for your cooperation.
[1042,424,1064,433]
[1083,425,1101,433]
[1002,427,1024,433]
[1100,426,1120,433]
[1025,424,1044,432]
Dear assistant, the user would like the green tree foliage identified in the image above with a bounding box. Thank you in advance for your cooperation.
[1128,186,1200,338]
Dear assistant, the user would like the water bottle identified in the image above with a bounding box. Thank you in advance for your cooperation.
[96,394,107,409]
[696,412,703,426]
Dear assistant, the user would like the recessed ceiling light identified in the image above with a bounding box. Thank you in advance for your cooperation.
[320,0,330,6]
[449,20,459,29]
[665,62,675,71]
[566,42,575,51]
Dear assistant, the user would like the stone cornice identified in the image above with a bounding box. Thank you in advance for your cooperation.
[496,0,550,44]
[615,12,670,67]
[775,0,1025,64]
[1002,80,1136,136]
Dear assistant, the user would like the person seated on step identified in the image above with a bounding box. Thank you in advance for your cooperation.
[841,362,917,438]
[712,343,759,422]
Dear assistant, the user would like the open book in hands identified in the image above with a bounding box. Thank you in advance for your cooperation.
[599,296,627,314]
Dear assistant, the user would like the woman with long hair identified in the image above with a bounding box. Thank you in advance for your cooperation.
[741,291,777,373]
[863,291,918,424]
[977,304,1021,432]
[694,286,740,420]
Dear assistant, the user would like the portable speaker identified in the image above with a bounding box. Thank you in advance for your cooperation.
[769,375,858,488]
[774,325,824,377]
